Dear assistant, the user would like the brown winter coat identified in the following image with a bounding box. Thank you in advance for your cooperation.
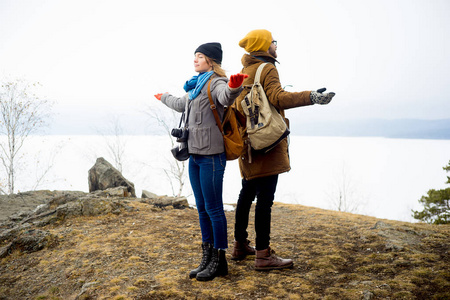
[236,52,312,180]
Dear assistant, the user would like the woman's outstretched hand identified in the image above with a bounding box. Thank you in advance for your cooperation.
[228,73,249,88]
[154,93,164,101]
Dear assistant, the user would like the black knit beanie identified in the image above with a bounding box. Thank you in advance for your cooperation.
[194,42,223,64]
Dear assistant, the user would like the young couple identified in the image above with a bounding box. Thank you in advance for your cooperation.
[155,29,335,281]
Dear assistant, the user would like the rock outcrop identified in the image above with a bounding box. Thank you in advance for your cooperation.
[0,188,190,258]
[0,229,57,258]
[141,189,189,209]
[88,157,136,197]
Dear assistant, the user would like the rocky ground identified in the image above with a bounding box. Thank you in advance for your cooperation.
[0,190,58,222]
[0,190,449,299]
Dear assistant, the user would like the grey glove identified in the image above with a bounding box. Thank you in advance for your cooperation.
[310,88,335,105]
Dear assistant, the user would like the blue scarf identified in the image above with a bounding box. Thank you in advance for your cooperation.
[183,71,214,100]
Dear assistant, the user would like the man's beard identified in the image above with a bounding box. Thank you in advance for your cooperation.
[268,48,277,58]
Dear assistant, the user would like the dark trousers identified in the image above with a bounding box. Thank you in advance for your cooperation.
[234,174,278,250]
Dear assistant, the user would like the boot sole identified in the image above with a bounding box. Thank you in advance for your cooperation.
[255,263,294,271]
[189,268,208,279]
[231,255,249,261]
[196,271,228,281]
[231,253,256,261]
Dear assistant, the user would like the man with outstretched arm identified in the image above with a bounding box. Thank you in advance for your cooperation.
[232,29,336,270]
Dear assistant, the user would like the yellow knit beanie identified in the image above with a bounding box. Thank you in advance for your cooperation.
[239,29,272,53]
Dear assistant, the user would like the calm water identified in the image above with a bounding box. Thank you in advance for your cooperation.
[10,135,450,223]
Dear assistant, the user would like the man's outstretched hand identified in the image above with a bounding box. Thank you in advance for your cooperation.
[310,88,335,105]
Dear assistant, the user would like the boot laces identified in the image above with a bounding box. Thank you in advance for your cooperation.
[269,249,283,262]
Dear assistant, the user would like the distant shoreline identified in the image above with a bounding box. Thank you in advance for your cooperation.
[41,118,450,140]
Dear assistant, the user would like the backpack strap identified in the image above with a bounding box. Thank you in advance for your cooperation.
[207,79,225,136]
[243,63,267,129]
[254,63,267,85]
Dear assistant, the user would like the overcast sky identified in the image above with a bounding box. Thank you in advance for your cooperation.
[1,0,449,133]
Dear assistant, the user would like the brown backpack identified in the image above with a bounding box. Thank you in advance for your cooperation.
[208,80,245,160]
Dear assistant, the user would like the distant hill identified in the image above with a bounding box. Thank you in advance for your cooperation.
[46,112,450,139]
[290,118,450,140]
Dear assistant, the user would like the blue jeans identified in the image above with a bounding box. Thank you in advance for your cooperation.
[189,153,228,249]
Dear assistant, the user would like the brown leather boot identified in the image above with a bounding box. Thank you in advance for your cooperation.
[255,247,293,271]
[231,240,256,261]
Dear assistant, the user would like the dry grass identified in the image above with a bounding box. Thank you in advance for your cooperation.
[0,200,449,299]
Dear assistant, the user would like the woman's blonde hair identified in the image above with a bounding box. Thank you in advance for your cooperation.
[206,57,227,78]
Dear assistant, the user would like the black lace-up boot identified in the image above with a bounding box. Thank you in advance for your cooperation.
[196,248,228,281]
[189,242,213,279]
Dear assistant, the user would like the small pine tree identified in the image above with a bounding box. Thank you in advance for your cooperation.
[412,161,450,224]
